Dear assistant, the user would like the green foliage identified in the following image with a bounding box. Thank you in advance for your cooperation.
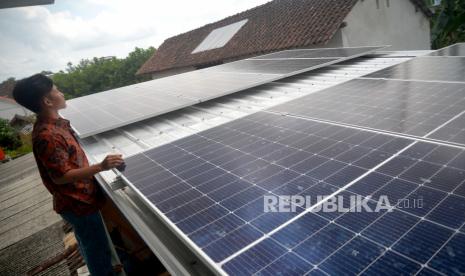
[431,0,465,49]
[52,46,155,99]
[5,134,32,158]
[0,118,21,150]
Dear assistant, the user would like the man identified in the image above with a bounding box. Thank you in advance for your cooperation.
[13,74,124,276]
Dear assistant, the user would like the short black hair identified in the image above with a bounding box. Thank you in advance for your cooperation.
[12,74,53,113]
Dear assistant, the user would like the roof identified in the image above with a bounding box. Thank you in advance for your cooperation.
[137,0,358,75]
[0,96,16,104]
[136,0,432,75]
[0,97,32,121]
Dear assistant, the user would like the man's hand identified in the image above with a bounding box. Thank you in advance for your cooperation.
[53,154,125,184]
[100,154,124,171]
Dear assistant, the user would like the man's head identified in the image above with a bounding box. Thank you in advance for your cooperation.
[12,74,66,114]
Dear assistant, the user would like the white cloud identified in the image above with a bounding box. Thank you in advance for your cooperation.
[0,0,270,81]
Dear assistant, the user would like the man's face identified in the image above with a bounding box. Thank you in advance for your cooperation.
[43,85,67,110]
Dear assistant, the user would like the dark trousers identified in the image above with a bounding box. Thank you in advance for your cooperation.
[60,211,114,276]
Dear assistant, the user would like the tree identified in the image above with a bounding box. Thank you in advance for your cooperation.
[120,47,156,84]
[0,118,21,150]
[430,0,465,49]
[52,46,155,99]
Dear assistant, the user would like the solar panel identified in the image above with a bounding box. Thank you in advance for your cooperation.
[60,46,384,138]
[118,111,449,274]
[60,91,197,136]
[222,141,465,275]
[428,43,465,57]
[209,58,339,74]
[364,56,465,82]
[192,19,248,54]
[269,78,465,143]
[250,46,383,60]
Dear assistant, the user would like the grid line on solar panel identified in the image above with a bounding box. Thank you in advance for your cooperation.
[363,56,465,83]
[63,46,384,138]
[220,138,465,274]
[268,78,465,145]
[121,112,417,269]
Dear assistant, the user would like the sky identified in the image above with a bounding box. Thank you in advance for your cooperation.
[0,0,270,82]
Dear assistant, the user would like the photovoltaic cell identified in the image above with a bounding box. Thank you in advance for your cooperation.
[361,210,419,247]
[278,223,355,265]
[61,46,384,138]
[319,236,385,275]
[254,252,313,275]
[361,251,421,275]
[392,221,453,263]
[269,78,465,144]
[428,233,465,275]
[364,56,465,82]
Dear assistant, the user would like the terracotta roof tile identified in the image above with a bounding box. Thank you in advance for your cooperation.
[137,0,357,75]
[137,0,430,75]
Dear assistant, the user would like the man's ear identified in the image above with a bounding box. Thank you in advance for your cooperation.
[42,96,52,108]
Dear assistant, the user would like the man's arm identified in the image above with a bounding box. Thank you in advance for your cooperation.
[34,133,124,185]
[53,154,124,185]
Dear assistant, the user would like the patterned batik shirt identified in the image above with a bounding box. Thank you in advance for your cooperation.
[32,116,104,216]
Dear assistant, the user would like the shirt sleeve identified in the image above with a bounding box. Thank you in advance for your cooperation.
[34,133,74,182]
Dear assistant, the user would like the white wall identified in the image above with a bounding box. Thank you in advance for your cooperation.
[318,29,344,48]
[338,0,431,50]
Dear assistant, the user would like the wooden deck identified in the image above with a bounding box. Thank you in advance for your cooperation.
[0,153,69,275]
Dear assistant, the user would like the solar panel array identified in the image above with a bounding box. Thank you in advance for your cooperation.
[122,112,465,275]
[60,46,383,138]
[115,44,465,275]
